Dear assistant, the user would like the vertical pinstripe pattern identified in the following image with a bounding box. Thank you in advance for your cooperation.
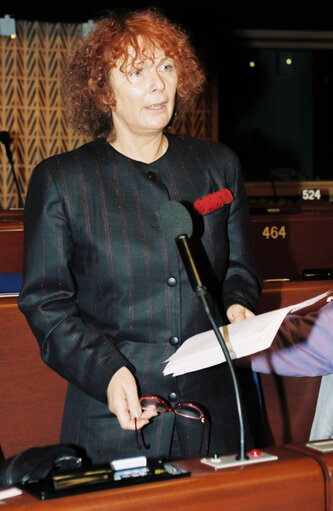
[19,133,262,463]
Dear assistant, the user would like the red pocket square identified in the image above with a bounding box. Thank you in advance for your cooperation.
[194,189,234,215]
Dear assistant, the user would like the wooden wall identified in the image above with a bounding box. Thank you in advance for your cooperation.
[0,21,82,209]
[0,20,218,210]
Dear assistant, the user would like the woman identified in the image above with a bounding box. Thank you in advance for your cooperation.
[19,9,262,463]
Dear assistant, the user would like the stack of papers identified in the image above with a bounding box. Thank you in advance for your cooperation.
[163,291,331,377]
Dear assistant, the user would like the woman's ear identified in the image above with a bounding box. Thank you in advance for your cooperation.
[88,77,96,93]
[88,78,114,113]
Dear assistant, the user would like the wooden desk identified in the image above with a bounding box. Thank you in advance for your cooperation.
[258,279,333,313]
[0,447,326,510]
[0,211,24,223]
[0,213,24,273]
[250,210,333,280]
[1,207,333,279]
[258,280,333,447]
[0,281,331,463]
[0,296,67,460]
[287,442,333,511]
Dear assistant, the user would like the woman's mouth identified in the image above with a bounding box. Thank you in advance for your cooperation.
[145,102,167,111]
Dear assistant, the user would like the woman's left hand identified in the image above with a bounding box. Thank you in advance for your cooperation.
[227,304,255,323]
[106,366,157,430]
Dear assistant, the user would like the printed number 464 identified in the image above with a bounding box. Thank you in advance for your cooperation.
[262,225,287,239]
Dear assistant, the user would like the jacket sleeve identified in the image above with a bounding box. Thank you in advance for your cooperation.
[222,153,263,313]
[18,161,134,402]
[250,302,333,376]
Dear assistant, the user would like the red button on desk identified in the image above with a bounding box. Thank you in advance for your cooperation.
[249,449,262,458]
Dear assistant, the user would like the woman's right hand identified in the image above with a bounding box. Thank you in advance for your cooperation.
[106,366,157,430]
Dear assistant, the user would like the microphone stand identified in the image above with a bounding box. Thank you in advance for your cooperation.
[176,235,248,461]
[160,201,278,468]
[196,288,248,461]
[176,233,278,468]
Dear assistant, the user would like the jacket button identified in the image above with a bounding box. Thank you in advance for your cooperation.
[167,277,177,287]
[169,336,179,346]
[146,171,156,180]
[168,392,178,402]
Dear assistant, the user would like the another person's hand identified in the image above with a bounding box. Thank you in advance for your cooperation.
[227,303,255,323]
[106,366,157,430]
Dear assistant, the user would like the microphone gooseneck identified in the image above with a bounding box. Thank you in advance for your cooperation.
[158,200,248,461]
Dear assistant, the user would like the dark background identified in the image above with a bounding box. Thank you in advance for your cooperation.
[2,1,333,39]
[2,1,333,182]
[2,1,333,30]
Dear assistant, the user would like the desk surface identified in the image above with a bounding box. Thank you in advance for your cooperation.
[287,443,333,511]
[0,447,327,511]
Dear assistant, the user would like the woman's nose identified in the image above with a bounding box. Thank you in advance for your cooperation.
[150,70,165,92]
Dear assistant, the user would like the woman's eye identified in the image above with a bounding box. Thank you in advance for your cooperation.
[161,64,172,71]
[129,68,143,78]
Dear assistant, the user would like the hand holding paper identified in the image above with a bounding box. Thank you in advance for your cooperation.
[163,291,331,377]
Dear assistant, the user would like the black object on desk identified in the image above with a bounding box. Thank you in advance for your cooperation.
[20,459,190,500]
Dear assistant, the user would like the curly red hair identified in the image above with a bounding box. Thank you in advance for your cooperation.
[62,9,206,139]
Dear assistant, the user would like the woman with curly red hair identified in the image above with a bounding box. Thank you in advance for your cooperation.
[62,10,205,141]
[19,9,262,463]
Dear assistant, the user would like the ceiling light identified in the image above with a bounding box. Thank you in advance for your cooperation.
[0,14,16,39]
[82,19,95,38]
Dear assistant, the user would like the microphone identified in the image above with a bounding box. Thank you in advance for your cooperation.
[158,200,205,295]
[0,131,12,144]
[0,131,24,208]
[158,200,248,462]
[0,131,13,164]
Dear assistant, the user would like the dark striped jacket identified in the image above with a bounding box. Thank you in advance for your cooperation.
[19,133,262,462]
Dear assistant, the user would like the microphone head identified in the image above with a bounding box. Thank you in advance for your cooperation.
[0,131,12,145]
[158,201,193,240]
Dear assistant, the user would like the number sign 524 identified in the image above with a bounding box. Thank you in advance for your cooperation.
[302,189,321,200]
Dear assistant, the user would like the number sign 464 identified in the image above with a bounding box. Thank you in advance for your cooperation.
[262,225,287,239]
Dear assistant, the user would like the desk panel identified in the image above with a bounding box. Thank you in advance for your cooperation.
[1,209,333,279]
[251,211,333,280]
[287,443,333,511]
[0,448,326,510]
[258,280,333,448]
[0,220,24,274]
[0,297,67,459]
[258,279,333,313]
[1,278,331,465]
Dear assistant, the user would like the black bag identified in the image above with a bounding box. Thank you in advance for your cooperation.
[0,444,87,488]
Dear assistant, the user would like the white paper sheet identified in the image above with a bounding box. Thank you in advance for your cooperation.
[163,291,331,376]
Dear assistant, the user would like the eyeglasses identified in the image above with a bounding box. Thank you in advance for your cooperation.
[135,395,206,457]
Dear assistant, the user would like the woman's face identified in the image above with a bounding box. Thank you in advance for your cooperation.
[109,45,178,139]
